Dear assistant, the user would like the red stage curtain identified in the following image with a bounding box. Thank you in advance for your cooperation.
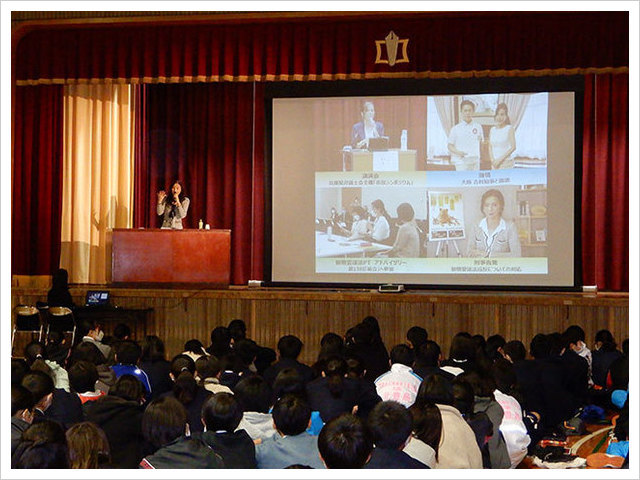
[133,82,264,284]
[12,85,64,274]
[15,12,628,85]
[582,73,629,291]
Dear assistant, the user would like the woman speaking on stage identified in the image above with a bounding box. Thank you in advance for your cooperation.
[157,180,190,229]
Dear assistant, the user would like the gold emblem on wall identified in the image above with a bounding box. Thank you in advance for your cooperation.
[375,31,409,66]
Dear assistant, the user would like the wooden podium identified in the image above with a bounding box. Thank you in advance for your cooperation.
[111,229,231,286]
[347,149,417,171]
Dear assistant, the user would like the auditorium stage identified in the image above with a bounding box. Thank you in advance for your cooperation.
[11,282,629,364]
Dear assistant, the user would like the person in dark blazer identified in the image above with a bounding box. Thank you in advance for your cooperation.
[263,335,314,387]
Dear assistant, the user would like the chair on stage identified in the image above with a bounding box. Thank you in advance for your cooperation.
[46,306,77,346]
[12,305,44,356]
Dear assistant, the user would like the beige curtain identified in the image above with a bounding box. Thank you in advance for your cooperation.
[60,85,135,284]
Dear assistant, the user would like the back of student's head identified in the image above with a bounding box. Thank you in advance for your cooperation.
[114,340,142,365]
[170,354,198,405]
[77,318,98,339]
[390,343,414,367]
[458,370,496,399]
[201,392,242,432]
[367,401,412,450]
[319,332,345,360]
[209,326,232,357]
[70,341,107,366]
[234,338,259,365]
[277,335,303,359]
[451,377,475,416]
[142,396,188,450]
[415,374,454,407]
[491,357,517,394]
[228,319,247,341]
[273,367,306,402]
[12,384,35,416]
[449,335,476,363]
[351,322,375,345]
[594,329,617,351]
[346,355,366,379]
[318,413,373,468]
[233,375,272,413]
[564,325,586,345]
[324,355,348,398]
[406,326,428,349]
[21,370,54,405]
[529,333,551,359]
[141,335,166,362]
[110,374,144,402]
[415,340,441,367]
[11,358,30,385]
[547,332,565,356]
[195,355,221,380]
[272,394,311,436]
[68,360,99,393]
[503,340,526,363]
[485,334,506,361]
[13,419,68,469]
[66,421,111,469]
[184,339,206,357]
[113,323,132,341]
[24,341,47,366]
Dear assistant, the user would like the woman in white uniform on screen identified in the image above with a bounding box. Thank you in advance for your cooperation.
[489,103,516,169]
[367,199,391,243]
[348,206,369,240]
[157,180,190,229]
[467,189,521,258]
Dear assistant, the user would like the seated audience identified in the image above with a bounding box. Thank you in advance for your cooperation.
[11,385,35,455]
[273,368,324,435]
[65,421,111,469]
[139,396,224,469]
[406,326,428,351]
[374,344,422,407]
[24,341,69,392]
[11,419,69,469]
[412,340,455,383]
[263,335,314,386]
[591,329,622,388]
[78,318,111,360]
[182,338,208,362]
[364,401,428,469]
[345,320,390,382]
[312,332,346,377]
[233,375,276,441]
[195,355,233,394]
[441,333,477,376]
[68,341,116,393]
[206,326,232,358]
[198,392,256,468]
[406,395,440,468]
[318,413,373,468]
[228,318,276,376]
[255,394,325,469]
[139,335,172,401]
[111,340,152,398]
[68,360,105,404]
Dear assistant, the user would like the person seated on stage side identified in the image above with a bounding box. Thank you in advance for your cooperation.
[406,326,429,352]
[255,394,325,469]
[347,206,369,241]
[139,396,224,469]
[156,180,190,229]
[65,421,112,469]
[11,419,69,469]
[228,318,276,376]
[377,202,420,258]
[233,375,276,442]
[68,360,105,405]
[68,341,116,395]
[318,413,373,469]
[374,344,422,408]
[47,267,75,309]
[78,318,111,361]
[412,340,456,384]
[263,335,314,387]
[84,375,146,468]
[161,354,212,435]
[206,326,232,358]
[366,199,392,244]
[195,355,233,395]
[182,338,209,363]
[11,385,35,456]
[351,101,385,149]
[364,401,429,469]
[111,340,152,398]
[447,99,484,171]
[198,392,257,468]
[467,189,521,258]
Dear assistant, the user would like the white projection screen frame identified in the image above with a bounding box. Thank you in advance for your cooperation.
[265,77,583,290]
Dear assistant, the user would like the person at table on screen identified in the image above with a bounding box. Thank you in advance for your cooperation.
[366,199,391,243]
[489,103,516,169]
[378,203,420,258]
[467,189,521,258]
[348,206,369,241]
[157,180,190,229]
[351,101,385,149]
[447,100,484,171]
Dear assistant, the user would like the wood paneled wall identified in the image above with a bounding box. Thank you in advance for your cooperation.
[11,287,629,365]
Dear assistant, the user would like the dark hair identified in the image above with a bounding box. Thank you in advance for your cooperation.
[277,335,303,359]
[201,392,243,432]
[233,376,272,413]
[184,339,206,356]
[547,332,565,356]
[460,99,475,111]
[494,102,511,124]
[449,335,476,363]
[272,394,311,436]
[66,421,111,469]
[362,316,382,339]
[390,343,414,367]
[458,370,495,399]
[416,374,454,406]
[529,333,550,359]
[451,377,475,416]
[371,199,392,224]
[51,268,69,290]
[318,413,373,468]
[324,356,348,398]
[595,329,617,351]
[345,356,366,379]
[415,340,441,368]
[164,180,185,207]
[564,325,586,345]
[234,338,259,365]
[272,368,306,403]
[12,419,68,468]
[21,370,54,404]
[502,340,526,363]
[170,354,197,405]
[142,396,187,450]
[227,319,247,341]
[110,374,144,402]
[480,189,505,215]
[407,326,428,349]
[485,334,506,361]
[396,202,415,223]
[12,384,35,416]
[77,318,99,340]
[318,333,345,360]
[68,360,99,393]
[367,401,412,449]
[114,340,141,365]
[209,326,232,358]
[69,341,107,366]
[491,358,518,395]
[11,358,30,385]
[24,341,47,366]
[195,355,221,380]
[113,323,131,340]
[409,402,442,460]
[141,335,166,362]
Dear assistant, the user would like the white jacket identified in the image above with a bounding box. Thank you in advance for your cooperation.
[494,389,530,468]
